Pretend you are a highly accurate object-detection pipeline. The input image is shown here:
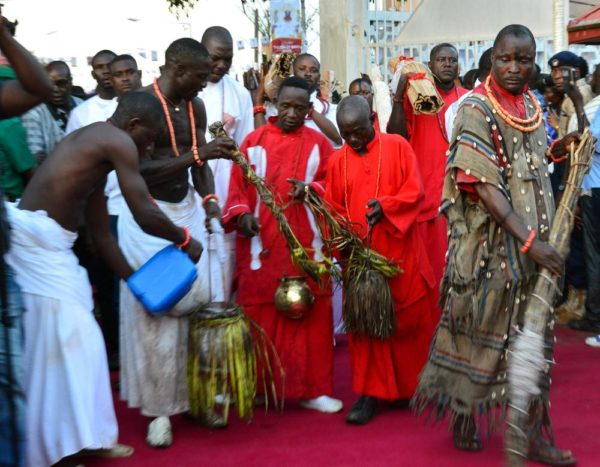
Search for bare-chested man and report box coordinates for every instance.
[119,37,236,447]
[6,91,202,467]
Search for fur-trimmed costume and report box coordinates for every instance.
[413,79,555,432]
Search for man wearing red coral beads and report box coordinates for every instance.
[325,95,436,425]
[414,25,575,465]
[119,38,236,447]
[388,43,468,311]
[223,76,342,414]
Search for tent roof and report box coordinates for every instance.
[571,2,600,18]
[568,4,600,44]
[393,0,592,45]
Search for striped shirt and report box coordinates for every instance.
[21,97,82,161]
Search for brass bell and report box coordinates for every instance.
[274,276,315,319]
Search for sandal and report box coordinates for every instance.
[453,415,482,452]
[77,443,134,458]
[528,437,576,466]
[183,410,228,429]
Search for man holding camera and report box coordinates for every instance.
[549,51,592,138]
[548,52,593,326]
[566,65,600,339]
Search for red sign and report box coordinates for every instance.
[272,38,302,54]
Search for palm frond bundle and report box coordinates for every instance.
[304,188,402,339]
[402,61,444,115]
[209,122,329,284]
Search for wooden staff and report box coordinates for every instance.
[505,130,594,466]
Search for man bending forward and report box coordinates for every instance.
[5,92,202,467]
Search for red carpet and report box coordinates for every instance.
[87,327,600,467]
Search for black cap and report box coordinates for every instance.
[548,51,579,69]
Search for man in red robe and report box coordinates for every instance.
[325,96,436,424]
[388,43,468,305]
[223,76,342,413]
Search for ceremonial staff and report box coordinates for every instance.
[209,121,400,338]
[506,130,594,466]
[209,121,328,283]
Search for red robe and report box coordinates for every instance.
[404,84,468,309]
[223,120,334,400]
[324,133,436,400]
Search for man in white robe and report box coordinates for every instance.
[6,92,203,467]
[0,13,54,467]
[120,38,237,447]
[65,49,117,133]
[199,26,254,302]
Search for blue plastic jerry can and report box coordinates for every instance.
[127,244,198,314]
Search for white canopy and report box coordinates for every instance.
[393,0,588,45]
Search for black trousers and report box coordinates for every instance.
[582,190,600,324]
[565,223,587,289]
[95,215,120,359]
[72,216,120,359]
[553,164,587,291]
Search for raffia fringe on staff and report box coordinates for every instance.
[505,130,594,466]
[303,189,402,339]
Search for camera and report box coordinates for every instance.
[561,67,576,93]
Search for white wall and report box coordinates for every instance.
[319,0,364,93]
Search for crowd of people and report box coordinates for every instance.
[1,8,598,467]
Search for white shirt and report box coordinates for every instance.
[444,79,480,142]
[199,74,254,210]
[65,95,117,133]
[568,95,600,190]
[306,92,340,148]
